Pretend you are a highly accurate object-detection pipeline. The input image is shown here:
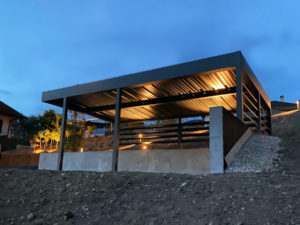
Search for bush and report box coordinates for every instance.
[0,136,30,151]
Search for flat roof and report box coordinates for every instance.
[42,51,270,122]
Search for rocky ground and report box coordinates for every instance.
[226,135,281,173]
[1,111,300,225]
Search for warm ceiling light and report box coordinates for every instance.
[142,145,147,150]
[211,84,225,90]
[138,134,143,138]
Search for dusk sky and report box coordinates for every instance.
[1,1,300,117]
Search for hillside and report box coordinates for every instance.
[0,111,299,225]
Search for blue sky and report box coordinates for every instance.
[1,1,300,116]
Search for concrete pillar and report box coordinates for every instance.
[209,106,224,173]
[57,97,68,170]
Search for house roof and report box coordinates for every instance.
[42,51,270,122]
[0,101,27,119]
[271,101,297,112]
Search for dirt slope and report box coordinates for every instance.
[1,169,300,225]
[0,111,299,225]
[272,110,300,174]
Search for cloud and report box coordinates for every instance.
[0,89,12,95]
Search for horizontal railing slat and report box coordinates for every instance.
[120,126,209,136]
[120,132,209,141]
[119,137,209,145]
[120,121,209,131]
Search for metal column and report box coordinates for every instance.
[112,88,122,171]
[236,64,244,121]
[268,106,272,135]
[57,97,68,171]
[177,117,182,149]
[257,93,262,134]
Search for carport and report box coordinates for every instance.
[41,51,271,173]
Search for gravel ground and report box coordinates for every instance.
[226,135,281,173]
[1,114,299,225]
[1,168,300,225]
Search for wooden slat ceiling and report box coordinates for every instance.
[68,68,237,121]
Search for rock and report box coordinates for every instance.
[27,213,34,220]
[66,183,71,188]
[82,205,89,211]
[180,182,187,187]
[63,211,74,220]
[33,218,44,225]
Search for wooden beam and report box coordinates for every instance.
[112,88,122,171]
[57,97,68,171]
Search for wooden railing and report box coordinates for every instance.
[242,83,271,135]
[119,121,209,148]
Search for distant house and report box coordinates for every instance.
[271,96,298,115]
[0,101,26,137]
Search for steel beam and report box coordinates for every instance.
[112,88,122,171]
[86,87,236,112]
[236,64,244,121]
[67,101,114,122]
[57,97,68,171]
[178,118,182,149]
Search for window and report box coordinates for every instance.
[0,119,2,133]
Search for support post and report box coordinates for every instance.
[236,64,244,121]
[268,106,272,135]
[177,117,182,149]
[112,88,122,171]
[209,107,224,173]
[57,97,68,171]
[257,93,262,134]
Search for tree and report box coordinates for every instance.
[39,110,57,130]
[12,116,42,140]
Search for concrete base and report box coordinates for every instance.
[39,151,112,172]
[39,148,210,175]
[209,106,250,173]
